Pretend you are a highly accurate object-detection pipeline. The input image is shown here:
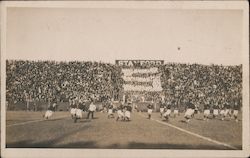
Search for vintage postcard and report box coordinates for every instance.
[1,1,249,158]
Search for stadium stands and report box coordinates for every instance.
[6,60,242,111]
[6,60,123,110]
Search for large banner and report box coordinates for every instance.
[116,60,164,68]
[116,60,164,92]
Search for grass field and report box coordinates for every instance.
[6,110,242,149]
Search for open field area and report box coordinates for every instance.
[6,111,242,149]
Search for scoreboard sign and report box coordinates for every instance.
[116,60,164,67]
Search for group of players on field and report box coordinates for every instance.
[146,98,240,123]
[182,99,240,123]
[43,96,240,123]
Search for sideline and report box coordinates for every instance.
[6,115,69,127]
[138,113,238,150]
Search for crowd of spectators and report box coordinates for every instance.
[6,60,242,111]
[6,60,124,106]
[159,63,242,110]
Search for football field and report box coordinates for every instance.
[6,111,242,150]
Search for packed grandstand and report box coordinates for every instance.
[6,60,242,112]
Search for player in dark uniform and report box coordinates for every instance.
[163,102,171,121]
[78,96,86,112]
[50,103,56,112]
[107,101,115,119]
[70,97,77,119]
[159,101,165,118]
[221,101,230,121]
[232,98,240,122]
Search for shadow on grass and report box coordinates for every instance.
[45,118,69,122]
[123,142,241,150]
[85,117,99,120]
[78,119,92,123]
[7,124,91,148]
[161,119,170,122]
[7,140,241,150]
[7,140,97,148]
[179,120,187,123]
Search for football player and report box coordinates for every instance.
[107,101,115,119]
[44,102,56,119]
[70,97,77,119]
[173,100,179,118]
[213,101,220,119]
[184,99,195,123]
[159,101,165,118]
[221,101,230,121]
[163,101,171,121]
[116,103,124,121]
[233,98,240,122]
[147,101,154,119]
[203,100,210,121]
[74,97,83,123]
[124,103,132,121]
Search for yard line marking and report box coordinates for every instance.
[138,113,238,150]
[7,115,69,127]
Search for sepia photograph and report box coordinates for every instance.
[1,1,249,158]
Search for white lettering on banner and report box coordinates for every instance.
[116,60,164,67]
[128,61,133,66]
[123,76,152,82]
[116,60,164,92]
[122,68,158,74]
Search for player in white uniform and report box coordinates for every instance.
[184,100,195,123]
[203,101,210,121]
[173,100,179,118]
[87,101,97,119]
[173,107,179,118]
[124,104,132,121]
[107,101,115,119]
[147,102,154,119]
[74,97,84,123]
[44,101,56,119]
[116,104,124,121]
